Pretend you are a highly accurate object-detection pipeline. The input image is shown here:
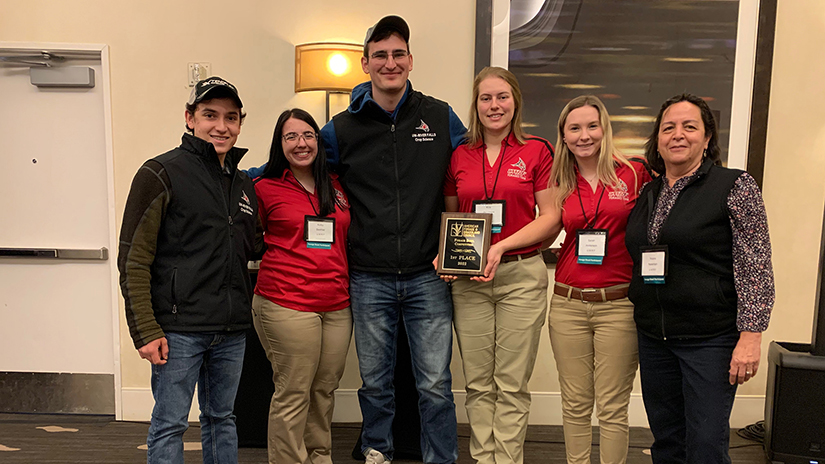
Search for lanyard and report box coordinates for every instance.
[577,179,605,229]
[481,143,506,200]
[290,175,320,216]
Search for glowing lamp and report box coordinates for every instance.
[295,42,366,121]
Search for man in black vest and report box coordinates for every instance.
[319,15,466,464]
[118,77,257,464]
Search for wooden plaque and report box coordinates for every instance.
[436,212,493,276]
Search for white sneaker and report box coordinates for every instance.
[364,448,389,464]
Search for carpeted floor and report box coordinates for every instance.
[0,413,768,463]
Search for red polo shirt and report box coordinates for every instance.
[254,171,351,312]
[555,158,652,288]
[444,133,554,256]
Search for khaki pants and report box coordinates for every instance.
[452,254,548,464]
[251,295,352,464]
[548,293,638,464]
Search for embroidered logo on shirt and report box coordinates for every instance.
[608,179,629,201]
[412,119,436,143]
[507,158,528,180]
[335,188,349,208]
[238,190,254,216]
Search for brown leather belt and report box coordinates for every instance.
[553,283,629,302]
[500,249,541,264]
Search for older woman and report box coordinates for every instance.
[442,66,556,464]
[625,93,774,463]
[549,95,652,464]
[253,108,352,464]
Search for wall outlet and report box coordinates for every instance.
[188,62,212,86]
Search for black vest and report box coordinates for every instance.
[332,88,452,273]
[151,135,256,332]
[625,159,743,339]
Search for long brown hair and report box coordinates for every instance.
[260,109,339,217]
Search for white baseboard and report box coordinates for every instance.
[121,387,765,429]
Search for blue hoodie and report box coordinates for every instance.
[243,81,465,179]
[318,80,467,272]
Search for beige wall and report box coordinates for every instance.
[0,0,476,395]
[1,0,823,424]
[759,0,825,375]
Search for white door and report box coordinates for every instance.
[0,45,118,414]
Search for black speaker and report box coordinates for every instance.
[234,271,273,448]
[764,342,825,463]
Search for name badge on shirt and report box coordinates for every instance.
[473,200,506,233]
[640,245,668,284]
[576,229,608,265]
[304,216,335,249]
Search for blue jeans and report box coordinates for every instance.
[637,331,739,464]
[147,331,246,464]
[350,269,458,464]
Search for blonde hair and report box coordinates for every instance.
[550,95,635,209]
[466,66,526,147]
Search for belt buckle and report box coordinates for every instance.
[580,288,601,303]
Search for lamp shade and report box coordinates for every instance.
[295,43,367,93]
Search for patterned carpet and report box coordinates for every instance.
[0,413,768,463]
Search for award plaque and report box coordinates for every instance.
[437,212,493,276]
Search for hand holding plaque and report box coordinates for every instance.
[436,212,493,276]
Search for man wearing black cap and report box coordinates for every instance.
[118,76,257,464]
[320,15,465,464]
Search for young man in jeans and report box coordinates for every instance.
[320,15,467,464]
[118,77,257,464]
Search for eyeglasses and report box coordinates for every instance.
[282,131,317,143]
[369,50,409,64]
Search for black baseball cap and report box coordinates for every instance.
[187,76,243,109]
[364,15,410,47]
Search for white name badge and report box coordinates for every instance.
[576,229,608,265]
[641,245,668,284]
[304,216,335,249]
[473,200,506,233]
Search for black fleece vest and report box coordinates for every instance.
[332,89,452,273]
[625,160,743,339]
[151,135,256,332]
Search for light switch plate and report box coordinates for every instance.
[188,62,212,86]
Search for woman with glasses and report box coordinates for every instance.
[548,95,651,464]
[442,66,556,464]
[253,108,352,464]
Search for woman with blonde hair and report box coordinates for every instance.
[442,66,556,464]
[548,95,651,463]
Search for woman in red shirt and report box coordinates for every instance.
[443,66,556,464]
[549,95,651,464]
[252,108,351,464]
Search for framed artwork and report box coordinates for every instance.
[475,0,775,185]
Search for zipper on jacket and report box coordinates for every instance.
[224,171,235,329]
[171,268,178,321]
[391,123,402,274]
[211,155,235,330]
